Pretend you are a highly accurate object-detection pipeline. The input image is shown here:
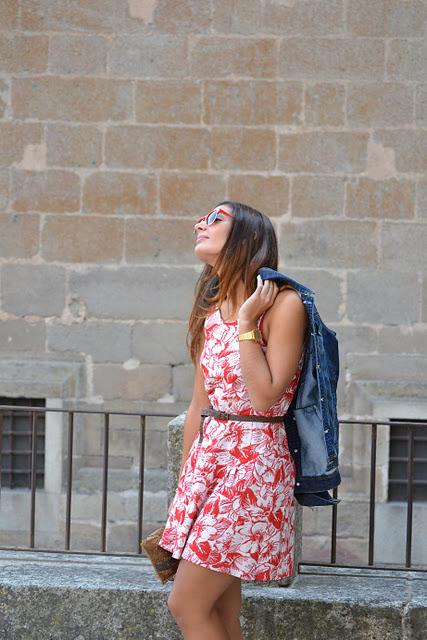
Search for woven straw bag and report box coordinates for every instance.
[140,526,180,584]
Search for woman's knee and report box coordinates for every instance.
[167,590,198,622]
[167,591,183,619]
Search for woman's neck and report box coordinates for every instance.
[223,280,247,317]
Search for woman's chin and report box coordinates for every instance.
[194,247,216,267]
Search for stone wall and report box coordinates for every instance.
[0,1,426,558]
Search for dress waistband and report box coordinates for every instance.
[198,407,284,444]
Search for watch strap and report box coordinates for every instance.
[238,328,262,343]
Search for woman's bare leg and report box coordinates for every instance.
[214,578,244,640]
[167,558,241,640]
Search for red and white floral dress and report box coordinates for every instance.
[159,306,304,581]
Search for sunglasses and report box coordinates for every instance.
[195,206,234,227]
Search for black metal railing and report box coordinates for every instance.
[300,418,427,573]
[0,404,177,557]
[0,407,425,572]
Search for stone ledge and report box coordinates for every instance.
[0,550,425,640]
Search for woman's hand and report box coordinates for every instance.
[238,275,279,325]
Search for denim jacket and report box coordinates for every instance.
[258,267,341,507]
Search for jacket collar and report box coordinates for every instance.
[257,267,314,298]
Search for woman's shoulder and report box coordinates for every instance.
[262,286,307,337]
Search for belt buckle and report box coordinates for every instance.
[217,410,230,421]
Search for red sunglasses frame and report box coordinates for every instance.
[195,206,234,226]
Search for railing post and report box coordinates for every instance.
[405,424,415,568]
[368,423,377,566]
[0,411,3,504]
[29,410,37,548]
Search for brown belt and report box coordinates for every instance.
[198,407,284,444]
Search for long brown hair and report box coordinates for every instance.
[187,200,279,366]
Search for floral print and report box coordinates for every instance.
[159,307,303,580]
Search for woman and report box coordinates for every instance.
[159,200,308,639]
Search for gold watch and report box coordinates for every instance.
[238,328,262,343]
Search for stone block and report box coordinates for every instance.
[281,267,344,323]
[0,0,18,29]
[77,454,134,472]
[41,215,123,263]
[0,79,7,119]
[1,264,65,316]
[0,356,85,399]
[305,82,345,126]
[212,127,276,171]
[279,132,368,173]
[263,0,344,36]
[107,522,141,553]
[125,218,197,264]
[105,125,210,169]
[83,171,157,215]
[47,321,132,363]
[172,364,193,402]
[135,80,201,123]
[378,326,427,355]
[12,76,133,121]
[191,36,277,78]
[334,537,369,566]
[300,534,332,564]
[103,414,169,468]
[348,0,426,37]
[292,176,345,218]
[0,319,45,353]
[303,501,370,539]
[203,80,303,125]
[228,175,289,217]
[49,33,107,75]
[347,83,414,127]
[21,0,136,32]
[375,129,427,174]
[346,178,415,220]
[0,34,48,73]
[73,413,103,458]
[11,170,80,213]
[61,521,102,552]
[92,363,171,401]
[374,502,427,566]
[46,124,102,168]
[279,38,384,80]
[109,34,189,77]
[68,266,196,320]
[387,38,427,82]
[279,220,377,268]
[381,222,427,270]
[347,353,427,382]
[144,429,168,470]
[159,172,226,216]
[132,322,189,365]
[0,213,39,259]
[145,0,211,33]
[415,85,427,126]
[212,0,263,35]
[415,179,427,219]
[423,277,427,323]
[335,324,377,355]
[0,122,42,168]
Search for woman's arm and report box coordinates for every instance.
[238,286,307,413]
